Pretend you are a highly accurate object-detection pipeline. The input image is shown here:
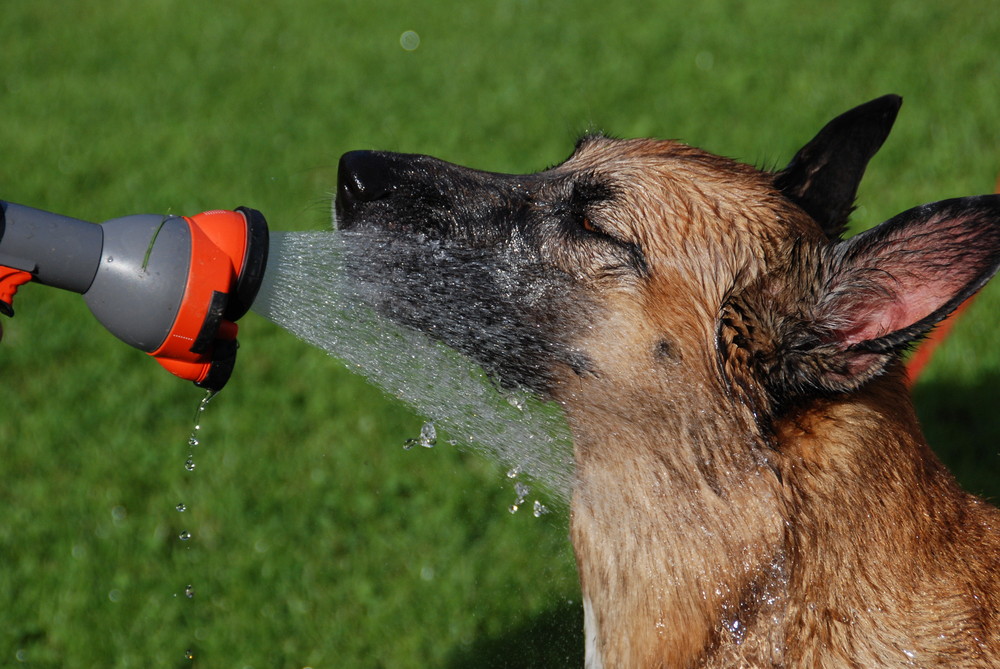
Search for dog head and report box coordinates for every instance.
[335,96,1000,425]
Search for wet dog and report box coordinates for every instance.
[335,96,1000,667]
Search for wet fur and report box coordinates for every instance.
[335,96,1000,667]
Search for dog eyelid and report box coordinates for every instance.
[576,207,616,240]
[576,211,615,240]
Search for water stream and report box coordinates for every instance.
[176,389,215,663]
[251,230,575,505]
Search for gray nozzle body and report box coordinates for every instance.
[0,201,104,293]
[82,215,190,352]
[0,201,191,352]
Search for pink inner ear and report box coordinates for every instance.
[813,197,1000,375]
[835,212,985,346]
[839,276,964,346]
[838,302,899,345]
[839,287,953,346]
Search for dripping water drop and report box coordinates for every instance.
[509,481,530,513]
[404,421,438,449]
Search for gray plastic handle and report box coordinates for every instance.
[0,201,104,293]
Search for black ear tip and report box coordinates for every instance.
[878,93,903,108]
[865,94,903,121]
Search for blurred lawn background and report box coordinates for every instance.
[2,1,999,667]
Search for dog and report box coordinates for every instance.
[334,95,1000,667]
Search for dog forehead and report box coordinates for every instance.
[557,135,695,172]
[556,135,815,259]
[560,136,790,217]
[560,134,749,173]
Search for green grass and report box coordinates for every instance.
[2,1,999,666]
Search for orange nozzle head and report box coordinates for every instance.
[148,207,268,390]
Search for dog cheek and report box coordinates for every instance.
[654,337,682,364]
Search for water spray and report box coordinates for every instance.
[0,200,269,391]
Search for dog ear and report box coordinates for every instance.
[770,195,1000,395]
[774,94,902,240]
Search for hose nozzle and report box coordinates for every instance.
[0,202,269,391]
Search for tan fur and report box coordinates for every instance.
[547,137,1000,667]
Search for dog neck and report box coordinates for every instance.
[562,366,995,667]
[563,362,787,667]
[770,370,1000,666]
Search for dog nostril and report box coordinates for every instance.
[337,150,394,206]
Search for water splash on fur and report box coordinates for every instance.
[251,230,574,504]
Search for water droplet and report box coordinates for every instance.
[404,421,437,449]
[184,458,196,472]
[506,466,521,479]
[532,500,549,517]
[179,531,191,541]
[176,503,187,512]
[187,389,215,448]
[184,584,195,598]
[184,649,194,660]
[726,618,745,644]
[419,422,436,447]
[508,481,531,514]
[197,389,216,412]
[506,393,526,411]
[400,30,420,51]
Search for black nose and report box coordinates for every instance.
[336,151,394,210]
